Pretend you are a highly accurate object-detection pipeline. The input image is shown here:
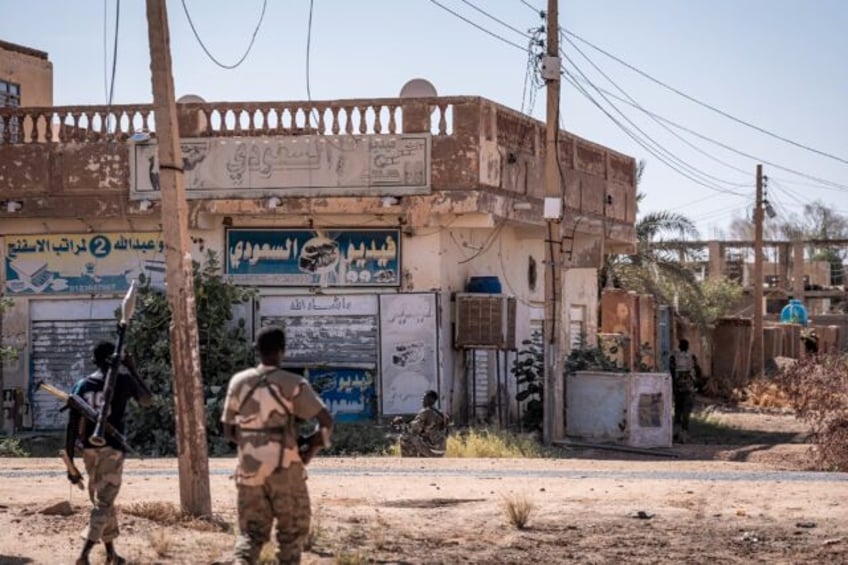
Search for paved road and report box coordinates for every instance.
[2,464,846,483]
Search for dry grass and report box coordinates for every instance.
[735,378,793,410]
[446,429,544,458]
[335,551,371,565]
[148,529,175,558]
[258,542,276,564]
[501,493,534,529]
[122,501,231,532]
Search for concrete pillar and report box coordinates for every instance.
[778,243,791,291]
[792,242,805,299]
[708,241,724,280]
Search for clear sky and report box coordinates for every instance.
[2,0,846,238]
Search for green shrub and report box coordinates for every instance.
[0,437,29,457]
[322,422,394,456]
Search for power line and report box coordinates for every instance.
[180,0,267,70]
[517,0,543,16]
[562,61,746,196]
[426,0,528,52]
[306,0,315,103]
[564,29,848,167]
[579,80,848,193]
[459,0,536,39]
[563,34,752,183]
[107,0,119,109]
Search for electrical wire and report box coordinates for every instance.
[458,0,537,40]
[103,0,120,134]
[563,56,747,194]
[517,0,542,15]
[306,0,315,106]
[564,29,848,167]
[426,0,528,52]
[564,34,753,183]
[579,81,848,193]
[181,0,267,70]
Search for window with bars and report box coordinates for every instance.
[0,80,21,142]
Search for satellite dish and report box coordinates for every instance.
[177,94,206,104]
[399,78,438,99]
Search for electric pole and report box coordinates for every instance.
[542,0,564,444]
[752,164,764,378]
[146,0,211,516]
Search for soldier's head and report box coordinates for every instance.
[422,390,438,408]
[93,341,116,369]
[255,325,286,365]
[679,339,690,352]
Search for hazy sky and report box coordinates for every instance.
[2,0,846,237]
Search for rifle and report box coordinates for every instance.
[37,381,135,454]
[90,281,138,447]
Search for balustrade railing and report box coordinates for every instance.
[0,97,472,144]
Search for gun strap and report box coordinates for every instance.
[238,367,295,426]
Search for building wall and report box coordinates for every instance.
[0,41,52,107]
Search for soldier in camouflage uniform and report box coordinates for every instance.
[65,342,152,565]
[399,390,448,457]
[222,325,334,565]
[669,339,701,443]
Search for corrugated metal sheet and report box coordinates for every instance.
[30,319,116,430]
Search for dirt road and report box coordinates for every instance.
[1,450,846,564]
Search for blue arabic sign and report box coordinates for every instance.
[5,232,165,295]
[226,228,400,287]
[298,368,376,422]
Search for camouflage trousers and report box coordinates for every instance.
[234,463,311,565]
[399,434,445,458]
[81,446,125,543]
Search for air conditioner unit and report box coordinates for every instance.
[454,293,516,349]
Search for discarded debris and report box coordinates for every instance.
[630,510,654,520]
[39,500,74,516]
[823,538,843,546]
[739,531,761,543]
[796,521,817,529]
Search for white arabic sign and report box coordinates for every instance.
[130,134,431,199]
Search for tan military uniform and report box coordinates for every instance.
[81,446,124,543]
[222,365,326,565]
[400,407,447,457]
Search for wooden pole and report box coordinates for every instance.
[752,164,764,378]
[146,0,211,516]
[542,0,564,444]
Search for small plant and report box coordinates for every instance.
[336,551,371,565]
[0,437,29,457]
[564,335,623,374]
[122,501,230,532]
[446,428,545,458]
[148,529,174,558]
[501,493,534,529]
[776,352,848,471]
[513,330,543,431]
[323,422,394,456]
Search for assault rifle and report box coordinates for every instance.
[90,281,138,447]
[37,381,134,454]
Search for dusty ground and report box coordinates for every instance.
[1,406,847,564]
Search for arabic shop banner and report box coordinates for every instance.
[130,134,431,200]
[5,233,165,295]
[226,228,400,287]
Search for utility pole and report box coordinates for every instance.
[146,0,211,516]
[752,164,764,378]
[542,0,564,444]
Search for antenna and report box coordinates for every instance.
[399,78,438,99]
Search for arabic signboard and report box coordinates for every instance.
[227,228,400,287]
[4,233,165,295]
[379,293,439,415]
[306,367,376,422]
[130,134,431,199]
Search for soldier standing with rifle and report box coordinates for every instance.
[62,282,152,565]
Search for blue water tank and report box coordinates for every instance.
[780,298,808,326]
[466,276,502,294]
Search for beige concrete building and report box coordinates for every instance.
[1,78,637,434]
[0,40,53,108]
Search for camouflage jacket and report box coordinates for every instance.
[222,365,325,486]
[408,407,447,450]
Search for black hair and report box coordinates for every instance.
[93,341,116,366]
[679,339,690,351]
[255,326,286,357]
[424,390,438,401]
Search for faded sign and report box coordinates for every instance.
[379,293,439,415]
[306,368,376,422]
[227,229,400,287]
[130,134,431,199]
[5,233,165,295]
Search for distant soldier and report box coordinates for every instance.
[398,390,448,457]
[65,342,152,565]
[669,339,701,443]
[222,326,333,565]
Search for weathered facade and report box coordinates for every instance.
[1,87,637,433]
[0,40,52,108]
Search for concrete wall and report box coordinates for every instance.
[0,41,52,107]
